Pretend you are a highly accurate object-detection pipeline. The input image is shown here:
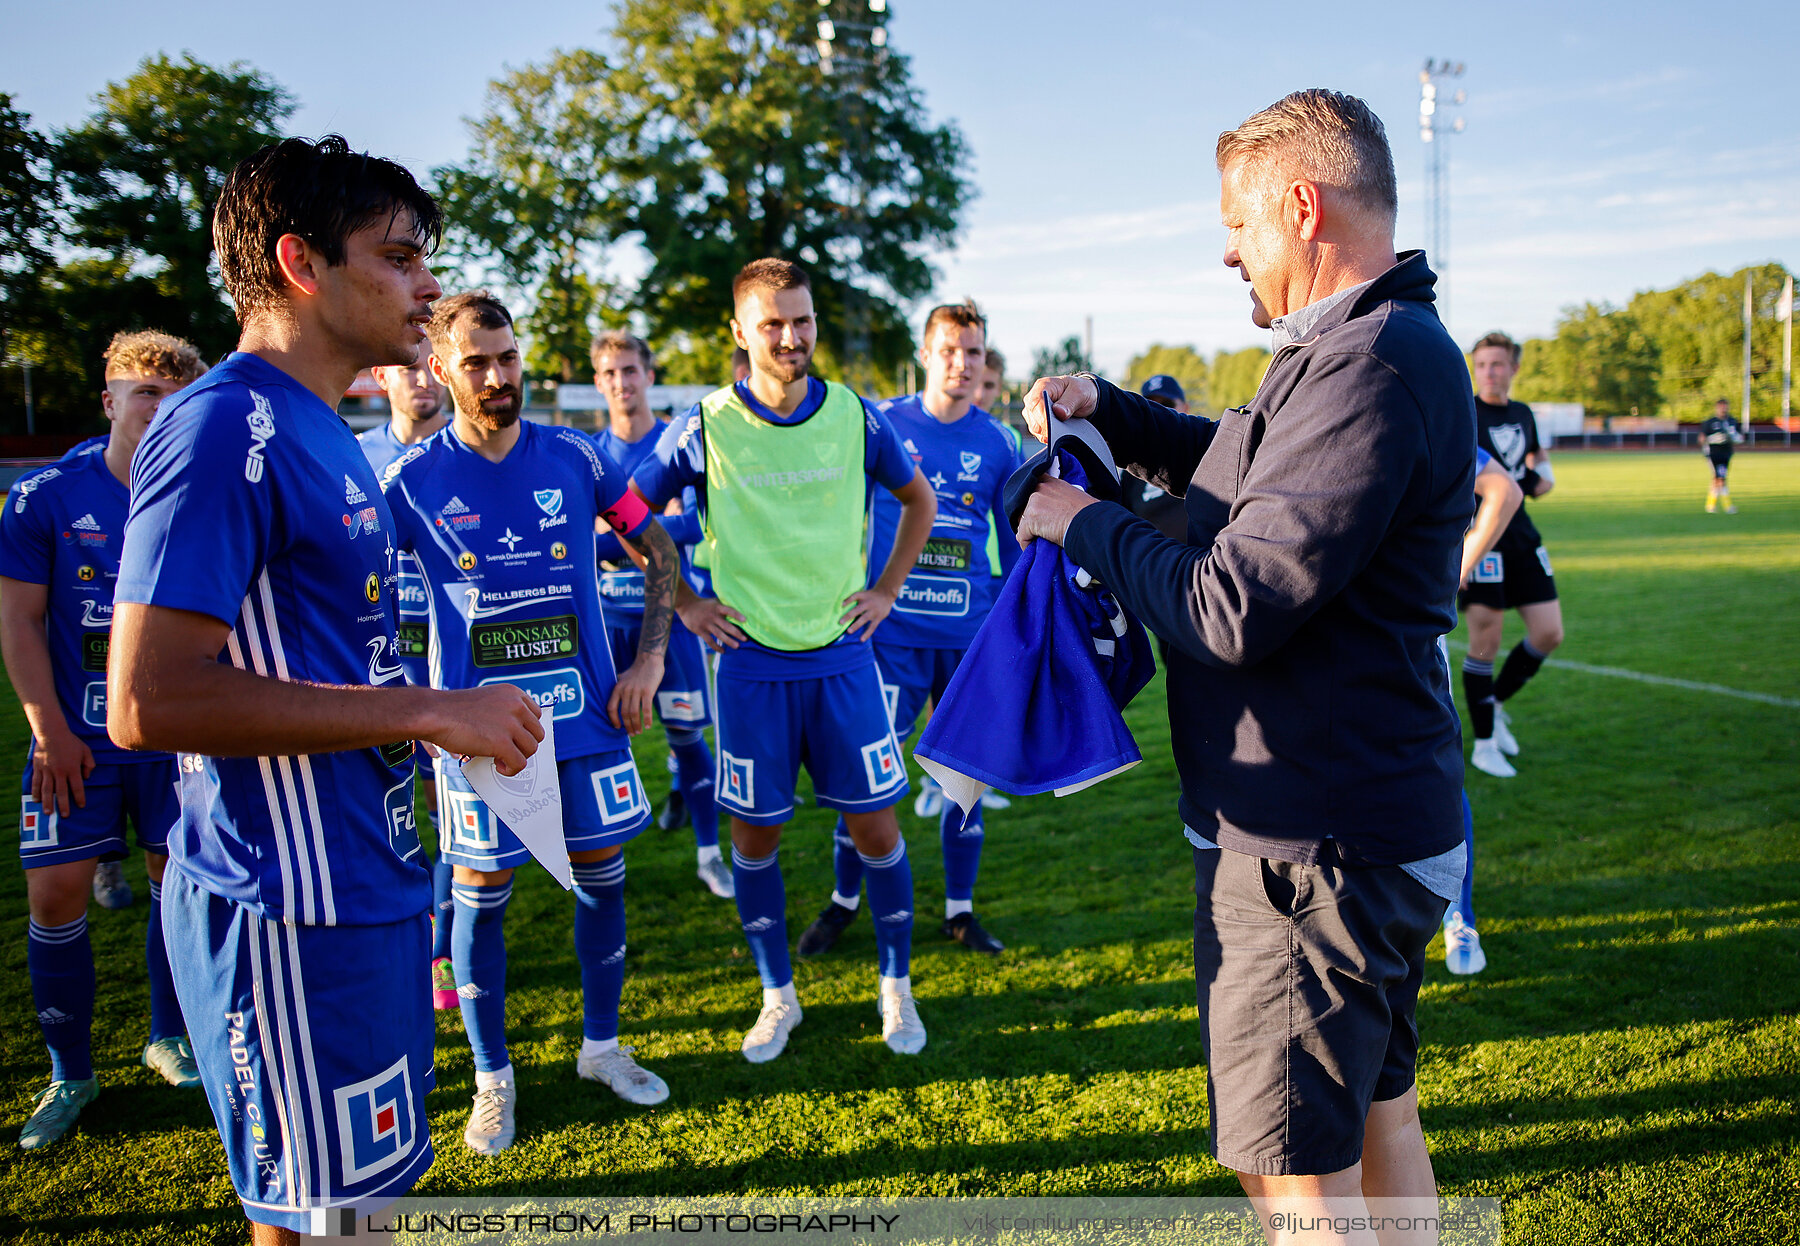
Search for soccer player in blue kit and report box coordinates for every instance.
[382,292,682,1154]
[358,347,461,1010]
[588,329,732,900]
[634,258,938,1063]
[798,301,1024,958]
[108,137,545,1242]
[1,331,209,1151]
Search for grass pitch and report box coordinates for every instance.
[0,450,1796,1243]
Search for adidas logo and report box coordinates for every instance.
[71,513,101,531]
[742,916,777,933]
[879,910,913,924]
[599,949,625,966]
[37,1006,72,1025]
[456,982,488,1000]
[344,475,368,505]
[441,496,470,515]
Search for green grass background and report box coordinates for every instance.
[0,451,1796,1243]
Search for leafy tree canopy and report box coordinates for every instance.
[1123,343,1208,408]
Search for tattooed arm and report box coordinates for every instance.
[604,518,679,734]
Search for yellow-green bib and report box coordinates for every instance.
[697,381,866,650]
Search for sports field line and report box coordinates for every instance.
[1444,639,1800,709]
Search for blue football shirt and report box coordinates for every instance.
[116,352,423,927]
[0,450,172,767]
[590,422,709,615]
[359,423,434,683]
[868,395,1025,649]
[632,377,916,680]
[381,419,652,759]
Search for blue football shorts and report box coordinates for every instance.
[872,642,969,747]
[18,757,180,868]
[713,660,910,826]
[162,866,435,1232]
[434,747,650,870]
[603,616,713,733]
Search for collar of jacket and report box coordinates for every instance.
[1273,249,1438,351]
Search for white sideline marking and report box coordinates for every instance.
[1445,640,1800,710]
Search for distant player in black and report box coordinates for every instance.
[1459,331,1564,779]
[1702,397,1745,513]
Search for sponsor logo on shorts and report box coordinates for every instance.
[20,799,58,848]
[471,615,578,667]
[861,737,904,792]
[1472,552,1503,585]
[722,753,754,808]
[656,689,706,724]
[224,1009,278,1191]
[481,667,585,721]
[1535,546,1554,577]
[447,790,499,852]
[879,679,901,729]
[82,681,107,729]
[333,1054,418,1186]
[895,576,971,617]
[591,761,648,826]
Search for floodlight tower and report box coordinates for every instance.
[815,0,891,391]
[1419,60,1467,330]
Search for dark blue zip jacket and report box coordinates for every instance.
[1062,251,1474,866]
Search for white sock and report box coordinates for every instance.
[474,1063,514,1091]
[945,898,973,919]
[831,890,862,910]
[879,974,911,999]
[580,1037,619,1060]
[763,981,799,1010]
[697,844,722,866]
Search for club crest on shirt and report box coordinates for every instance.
[958,451,982,480]
[1489,423,1527,472]
[533,489,563,517]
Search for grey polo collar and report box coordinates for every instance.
[1270,277,1378,349]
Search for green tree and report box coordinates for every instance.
[609,0,971,386]
[435,49,629,383]
[55,54,296,357]
[1513,302,1660,420]
[1623,264,1790,422]
[1209,346,1272,410]
[0,95,56,362]
[1123,343,1208,410]
[1030,336,1090,379]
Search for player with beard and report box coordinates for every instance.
[589,330,731,899]
[358,351,459,1009]
[633,258,937,1063]
[2,331,210,1151]
[1461,331,1564,779]
[110,136,544,1241]
[381,292,681,1154]
[798,301,1024,958]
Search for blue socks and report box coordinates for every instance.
[430,851,455,962]
[571,856,627,1043]
[669,729,719,851]
[145,878,184,1043]
[28,915,94,1082]
[732,846,790,989]
[1452,791,1477,927]
[940,805,984,906]
[830,817,863,902]
[451,880,512,1073]
[859,840,914,980]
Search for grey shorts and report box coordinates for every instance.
[1192,844,1446,1176]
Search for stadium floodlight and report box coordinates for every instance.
[870,0,888,10]
[818,18,836,40]
[1419,59,1468,331]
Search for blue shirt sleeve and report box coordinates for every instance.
[634,406,704,509]
[862,400,917,492]
[0,474,55,584]
[568,429,651,540]
[991,423,1026,580]
[117,391,279,626]
[1475,447,1494,475]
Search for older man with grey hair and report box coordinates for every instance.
[1017,90,1475,1242]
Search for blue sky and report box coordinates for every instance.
[5,0,1796,376]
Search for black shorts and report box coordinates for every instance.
[1709,453,1732,480]
[1192,845,1445,1175]
[1458,528,1557,611]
